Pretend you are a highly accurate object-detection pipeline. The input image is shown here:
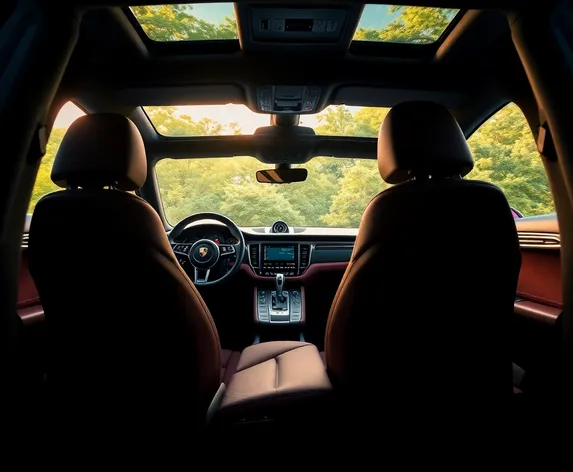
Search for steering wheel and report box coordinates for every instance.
[168,212,245,286]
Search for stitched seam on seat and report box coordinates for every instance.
[237,343,310,372]
[275,358,279,391]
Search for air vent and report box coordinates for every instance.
[518,232,560,249]
[21,233,29,249]
[271,220,289,233]
[299,244,311,271]
[249,244,260,268]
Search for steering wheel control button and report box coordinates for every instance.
[219,244,235,255]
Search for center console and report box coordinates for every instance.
[255,273,305,325]
[249,244,311,338]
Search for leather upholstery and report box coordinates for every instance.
[29,114,222,434]
[51,114,147,190]
[221,349,242,386]
[219,341,332,415]
[325,102,521,412]
[378,101,474,184]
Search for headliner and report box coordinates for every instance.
[24,0,538,162]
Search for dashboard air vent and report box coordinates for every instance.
[249,244,260,268]
[271,220,289,233]
[299,244,311,271]
[518,232,560,249]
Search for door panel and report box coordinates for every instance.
[516,250,561,308]
[18,250,44,325]
[18,244,47,379]
[512,214,561,376]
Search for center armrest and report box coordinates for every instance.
[215,341,332,425]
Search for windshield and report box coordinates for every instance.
[156,157,385,227]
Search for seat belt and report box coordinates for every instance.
[537,111,558,162]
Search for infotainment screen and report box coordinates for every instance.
[264,246,295,262]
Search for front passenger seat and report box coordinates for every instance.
[324,101,521,418]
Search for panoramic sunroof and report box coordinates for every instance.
[130,3,238,41]
[144,104,390,138]
[353,4,460,44]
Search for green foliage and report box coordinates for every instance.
[322,160,387,227]
[28,128,65,213]
[354,6,458,44]
[130,5,237,41]
[315,106,389,137]
[156,155,358,227]
[467,103,554,215]
[28,9,554,225]
[145,106,233,136]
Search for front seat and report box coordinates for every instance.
[28,114,239,436]
[324,102,521,419]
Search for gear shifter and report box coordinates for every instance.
[272,273,287,310]
[275,273,285,302]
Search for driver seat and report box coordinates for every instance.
[28,114,239,437]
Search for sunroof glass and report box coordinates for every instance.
[130,3,238,41]
[353,4,460,44]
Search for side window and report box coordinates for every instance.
[28,102,85,213]
[467,103,554,216]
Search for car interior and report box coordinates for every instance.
[2,0,573,447]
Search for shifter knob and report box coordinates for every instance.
[275,273,285,298]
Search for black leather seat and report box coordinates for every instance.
[324,102,521,420]
[28,114,241,438]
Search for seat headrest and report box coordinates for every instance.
[377,101,474,184]
[51,114,147,191]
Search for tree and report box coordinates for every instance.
[146,106,227,136]
[315,105,355,136]
[322,160,388,227]
[220,182,305,227]
[28,128,65,213]
[467,103,554,216]
[131,5,237,41]
[315,105,389,137]
[276,158,339,225]
[354,6,457,44]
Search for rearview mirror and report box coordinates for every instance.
[256,168,308,184]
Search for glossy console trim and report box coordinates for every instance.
[300,286,307,324]
[514,299,560,325]
[18,305,45,326]
[253,286,306,325]
[241,261,348,282]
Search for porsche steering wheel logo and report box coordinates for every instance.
[199,247,209,258]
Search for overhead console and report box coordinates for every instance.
[256,85,321,113]
[250,7,346,42]
[236,3,362,55]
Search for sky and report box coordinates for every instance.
[54,102,367,134]
[54,102,85,128]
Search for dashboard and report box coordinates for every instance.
[171,221,356,279]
